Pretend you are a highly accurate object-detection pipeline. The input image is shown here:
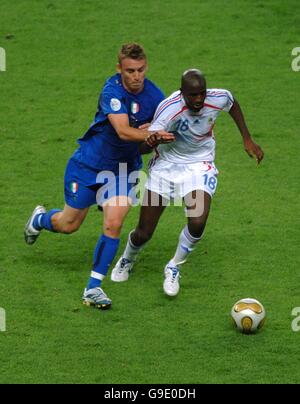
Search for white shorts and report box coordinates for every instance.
[145,159,219,200]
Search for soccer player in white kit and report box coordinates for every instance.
[111,69,264,296]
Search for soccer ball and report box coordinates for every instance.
[231,298,266,334]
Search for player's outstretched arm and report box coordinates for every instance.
[108,113,175,144]
[229,99,264,164]
[109,113,150,141]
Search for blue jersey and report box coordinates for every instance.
[73,74,165,173]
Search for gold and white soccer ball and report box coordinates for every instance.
[231,298,266,334]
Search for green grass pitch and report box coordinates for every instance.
[1,0,300,384]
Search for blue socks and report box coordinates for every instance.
[87,234,120,290]
[33,209,62,232]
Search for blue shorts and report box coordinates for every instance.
[64,158,140,209]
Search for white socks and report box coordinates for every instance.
[123,226,202,267]
[123,231,144,262]
[172,225,202,266]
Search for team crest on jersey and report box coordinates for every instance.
[131,102,140,114]
[70,182,78,194]
[110,98,121,112]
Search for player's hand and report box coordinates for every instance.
[244,137,264,165]
[146,131,176,148]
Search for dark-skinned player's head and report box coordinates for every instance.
[181,69,207,112]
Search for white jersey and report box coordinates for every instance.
[149,89,234,164]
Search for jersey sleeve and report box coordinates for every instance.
[100,87,128,116]
[148,106,168,131]
[148,100,169,131]
[149,115,166,130]
[222,90,234,112]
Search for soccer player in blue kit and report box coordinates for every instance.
[24,43,175,309]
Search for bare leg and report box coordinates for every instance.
[163,190,212,296]
[102,196,132,239]
[110,190,168,281]
[51,204,89,234]
[131,190,167,246]
[170,190,212,265]
[53,196,132,237]
[185,190,212,238]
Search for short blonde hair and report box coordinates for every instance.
[118,43,147,64]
